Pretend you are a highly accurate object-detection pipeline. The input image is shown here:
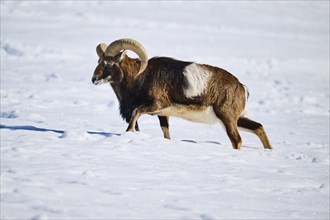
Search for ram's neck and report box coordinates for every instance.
[111,76,136,123]
[119,56,141,89]
[118,82,139,123]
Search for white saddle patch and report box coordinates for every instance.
[157,104,220,124]
[182,63,211,98]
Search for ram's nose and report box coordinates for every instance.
[91,77,99,85]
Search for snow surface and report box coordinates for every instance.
[1,1,329,219]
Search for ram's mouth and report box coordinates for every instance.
[93,80,103,85]
[92,78,104,85]
[92,75,112,85]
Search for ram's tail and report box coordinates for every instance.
[240,84,249,117]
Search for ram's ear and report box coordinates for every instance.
[96,43,108,58]
[114,50,127,63]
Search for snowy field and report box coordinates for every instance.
[1,1,329,219]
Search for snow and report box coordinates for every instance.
[1,1,329,219]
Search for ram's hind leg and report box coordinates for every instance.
[213,108,242,150]
[158,116,170,139]
[222,118,242,150]
[215,115,242,150]
[238,117,272,149]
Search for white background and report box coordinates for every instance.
[1,1,329,219]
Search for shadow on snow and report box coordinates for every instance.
[0,124,120,138]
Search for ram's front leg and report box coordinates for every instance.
[158,116,170,139]
[126,104,160,132]
[135,122,140,131]
[126,107,142,132]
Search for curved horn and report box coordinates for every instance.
[105,38,148,75]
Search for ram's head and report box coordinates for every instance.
[92,38,148,85]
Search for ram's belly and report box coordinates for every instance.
[157,104,219,124]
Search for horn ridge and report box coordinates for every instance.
[96,43,108,58]
[105,38,148,75]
